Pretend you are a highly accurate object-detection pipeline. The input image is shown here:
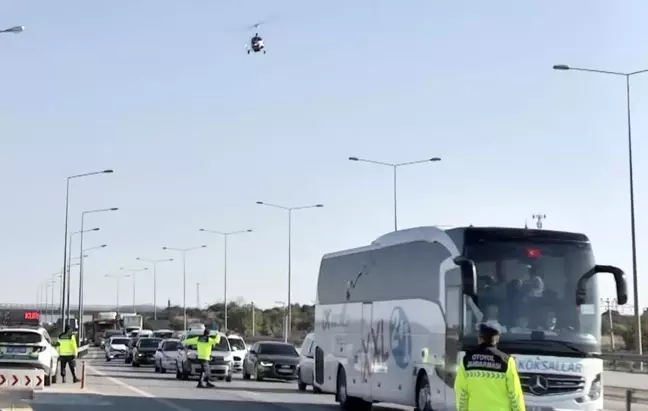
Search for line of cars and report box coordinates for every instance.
[102,327,319,392]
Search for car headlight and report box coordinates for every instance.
[260,361,273,367]
[587,373,602,401]
[187,352,197,360]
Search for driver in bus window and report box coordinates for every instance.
[509,315,530,333]
[543,311,557,331]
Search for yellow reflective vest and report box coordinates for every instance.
[454,344,525,411]
[184,334,220,361]
[57,333,78,356]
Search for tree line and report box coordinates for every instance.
[153,301,315,341]
[146,302,648,351]
[601,309,648,352]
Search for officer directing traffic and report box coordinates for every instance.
[56,325,80,383]
[454,323,525,411]
[183,328,221,388]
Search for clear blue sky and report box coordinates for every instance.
[2,0,647,311]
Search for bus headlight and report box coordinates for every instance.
[587,374,601,401]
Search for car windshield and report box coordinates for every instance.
[460,235,601,350]
[258,343,298,356]
[228,338,246,350]
[164,341,180,351]
[111,338,129,345]
[138,338,162,348]
[0,331,41,344]
[153,331,173,339]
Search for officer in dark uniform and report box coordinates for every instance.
[454,323,525,411]
[57,326,80,383]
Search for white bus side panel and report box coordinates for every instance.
[316,298,446,407]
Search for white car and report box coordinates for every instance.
[297,333,321,392]
[0,326,59,386]
[154,338,182,373]
[226,334,247,373]
[105,336,130,361]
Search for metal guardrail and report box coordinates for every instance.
[601,352,648,373]
[600,353,648,409]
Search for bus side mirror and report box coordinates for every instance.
[454,256,477,298]
[576,265,628,305]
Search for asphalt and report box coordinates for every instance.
[5,348,645,411]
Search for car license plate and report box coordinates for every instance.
[6,347,27,353]
[281,365,291,369]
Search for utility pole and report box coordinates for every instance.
[532,213,546,229]
[251,302,256,336]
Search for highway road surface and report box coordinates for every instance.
[13,348,648,411]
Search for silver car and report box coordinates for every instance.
[154,338,181,373]
[105,336,130,361]
[297,333,321,392]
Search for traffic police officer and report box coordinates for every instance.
[454,323,525,411]
[57,326,80,383]
[184,328,221,388]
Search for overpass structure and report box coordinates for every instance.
[0,304,159,319]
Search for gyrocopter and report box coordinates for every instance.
[246,21,266,54]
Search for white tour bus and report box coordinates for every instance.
[313,226,628,411]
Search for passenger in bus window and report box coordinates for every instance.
[483,304,507,333]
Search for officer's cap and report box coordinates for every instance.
[478,322,501,337]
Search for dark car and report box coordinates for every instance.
[242,341,299,381]
[132,337,162,367]
[124,337,139,364]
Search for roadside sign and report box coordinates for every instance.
[0,369,45,390]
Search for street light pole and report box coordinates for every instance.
[274,300,287,342]
[78,207,117,331]
[66,228,99,321]
[348,156,441,231]
[256,201,323,341]
[199,228,252,330]
[120,267,149,313]
[135,257,174,320]
[50,272,61,323]
[59,169,113,326]
[553,64,647,356]
[106,274,129,316]
[44,281,50,323]
[77,244,106,339]
[162,246,207,330]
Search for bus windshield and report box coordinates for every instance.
[462,236,601,350]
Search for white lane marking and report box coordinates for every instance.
[87,364,192,411]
